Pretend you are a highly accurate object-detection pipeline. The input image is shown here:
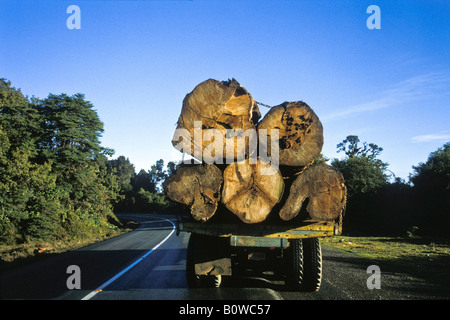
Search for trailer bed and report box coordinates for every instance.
[178,219,341,239]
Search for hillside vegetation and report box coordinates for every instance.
[0,79,174,259]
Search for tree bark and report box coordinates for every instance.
[257,101,323,166]
[172,78,261,163]
[279,163,347,221]
[163,164,223,222]
[221,160,285,224]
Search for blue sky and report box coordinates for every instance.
[1,0,449,180]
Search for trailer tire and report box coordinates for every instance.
[302,238,322,292]
[286,239,304,290]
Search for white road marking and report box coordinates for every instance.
[81,216,176,300]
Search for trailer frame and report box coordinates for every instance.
[177,216,342,291]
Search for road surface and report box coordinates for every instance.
[1,213,448,301]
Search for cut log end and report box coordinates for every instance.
[222,160,285,224]
[279,163,347,222]
[172,78,261,162]
[257,101,323,167]
[163,164,223,222]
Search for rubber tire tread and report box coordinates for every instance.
[287,239,304,290]
[302,238,323,292]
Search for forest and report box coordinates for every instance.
[1,78,449,247]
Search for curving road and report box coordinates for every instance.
[1,213,448,301]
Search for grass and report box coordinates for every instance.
[321,235,450,288]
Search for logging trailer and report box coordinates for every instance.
[177,217,342,292]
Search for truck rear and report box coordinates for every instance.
[177,215,342,292]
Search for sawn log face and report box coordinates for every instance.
[163,164,223,222]
[257,101,323,167]
[172,78,261,163]
[279,163,347,221]
[221,160,285,224]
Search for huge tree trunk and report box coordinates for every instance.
[163,164,223,222]
[221,160,285,224]
[257,101,323,167]
[279,163,347,221]
[172,78,261,163]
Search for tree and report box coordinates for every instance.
[35,93,117,206]
[131,159,168,194]
[107,156,137,212]
[332,135,389,197]
[37,93,119,236]
[166,161,177,178]
[133,169,155,193]
[0,79,42,158]
[0,80,63,243]
[331,136,391,235]
[149,159,167,192]
[410,142,450,186]
[109,158,178,213]
[1,81,120,244]
[36,93,105,167]
[409,142,450,236]
[107,156,135,194]
[337,135,383,160]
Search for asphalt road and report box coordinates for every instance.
[1,213,448,301]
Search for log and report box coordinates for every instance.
[257,101,323,166]
[279,163,347,221]
[172,78,261,163]
[163,164,223,222]
[167,79,346,224]
[221,160,285,224]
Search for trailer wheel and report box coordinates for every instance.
[302,238,322,292]
[286,239,304,290]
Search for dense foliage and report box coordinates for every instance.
[332,135,449,237]
[106,156,178,213]
[0,79,176,245]
[0,79,121,244]
[409,143,450,236]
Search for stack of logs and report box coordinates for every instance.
[163,79,347,224]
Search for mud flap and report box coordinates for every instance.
[189,233,232,276]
